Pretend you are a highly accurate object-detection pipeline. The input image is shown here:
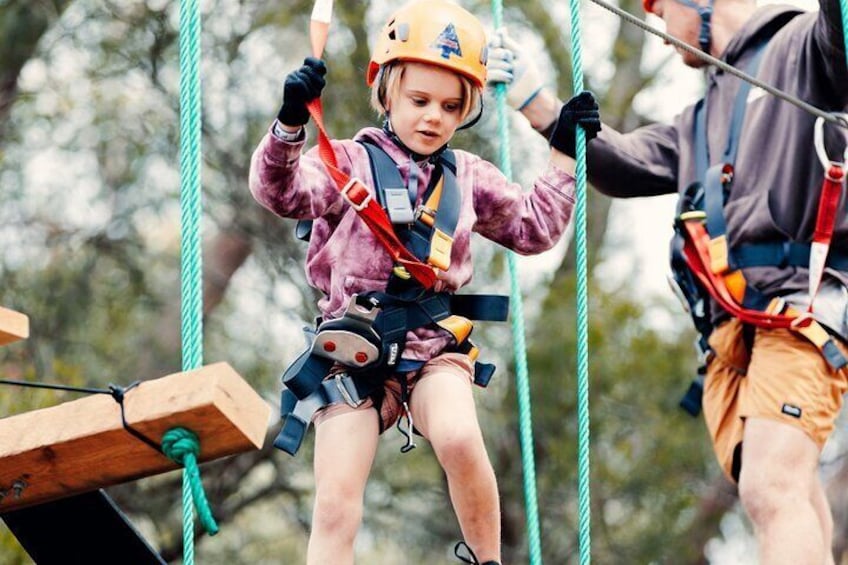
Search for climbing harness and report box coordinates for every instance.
[273,0,517,456]
[669,36,848,415]
[273,105,510,456]
[276,217,509,454]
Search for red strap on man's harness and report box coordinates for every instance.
[814,164,844,245]
[305,98,438,289]
[681,219,802,329]
[683,161,844,327]
[808,163,845,308]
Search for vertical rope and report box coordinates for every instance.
[489,2,544,564]
[179,0,203,373]
[178,0,203,563]
[162,428,220,537]
[841,0,848,69]
[565,0,592,562]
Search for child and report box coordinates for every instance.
[249,1,600,563]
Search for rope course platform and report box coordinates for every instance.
[0,361,270,513]
[1,315,269,563]
[0,307,29,346]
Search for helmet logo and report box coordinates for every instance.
[430,23,463,60]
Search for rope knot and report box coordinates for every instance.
[161,427,201,465]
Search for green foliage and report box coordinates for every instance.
[0,526,31,565]
[490,273,718,563]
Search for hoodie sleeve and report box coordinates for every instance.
[586,121,680,198]
[248,125,348,220]
[812,0,848,107]
[470,155,575,255]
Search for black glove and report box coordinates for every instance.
[548,91,601,157]
[276,57,327,127]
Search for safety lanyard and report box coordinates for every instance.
[305,98,438,289]
[808,114,848,311]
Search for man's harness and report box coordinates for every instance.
[274,139,509,455]
[669,35,848,416]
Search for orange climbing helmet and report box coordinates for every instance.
[366,0,489,90]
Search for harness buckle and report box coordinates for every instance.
[341,177,373,211]
[334,373,364,408]
[415,206,436,227]
[397,401,416,453]
[392,264,412,279]
[790,311,814,329]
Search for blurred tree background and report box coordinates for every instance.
[1,0,844,563]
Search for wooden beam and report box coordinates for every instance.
[0,307,29,346]
[0,362,271,512]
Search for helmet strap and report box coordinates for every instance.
[674,0,713,52]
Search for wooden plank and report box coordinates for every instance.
[0,307,29,346]
[0,362,271,512]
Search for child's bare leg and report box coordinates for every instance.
[307,407,379,565]
[412,366,501,563]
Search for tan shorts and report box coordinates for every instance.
[313,352,475,432]
[703,318,848,482]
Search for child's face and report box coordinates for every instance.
[386,63,464,156]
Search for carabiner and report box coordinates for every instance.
[814,113,848,172]
[396,401,416,453]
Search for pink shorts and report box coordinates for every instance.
[313,352,474,432]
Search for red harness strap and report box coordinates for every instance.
[681,219,799,329]
[808,163,845,309]
[680,151,847,369]
[305,98,438,289]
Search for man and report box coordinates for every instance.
[488,0,848,562]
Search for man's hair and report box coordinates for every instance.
[369,61,479,122]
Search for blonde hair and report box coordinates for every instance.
[369,62,480,122]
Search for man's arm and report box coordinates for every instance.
[520,89,680,198]
[487,32,681,198]
[585,120,681,198]
[814,0,848,106]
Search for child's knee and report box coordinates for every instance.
[312,493,363,537]
[433,428,489,472]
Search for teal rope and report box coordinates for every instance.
[490,2,544,564]
[565,0,591,562]
[162,428,220,537]
[179,0,203,374]
[178,0,204,562]
[841,0,848,70]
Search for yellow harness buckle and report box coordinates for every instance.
[392,265,412,279]
[436,315,474,344]
[428,228,453,271]
[708,235,730,275]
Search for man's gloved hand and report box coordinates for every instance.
[277,57,327,127]
[549,91,602,157]
[486,29,545,110]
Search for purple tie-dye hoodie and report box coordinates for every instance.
[249,124,575,361]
